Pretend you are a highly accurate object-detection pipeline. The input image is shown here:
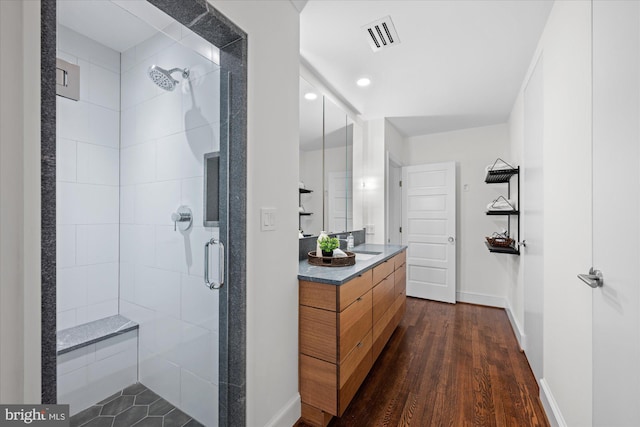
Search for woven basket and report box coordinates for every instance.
[308,251,356,267]
[486,236,514,247]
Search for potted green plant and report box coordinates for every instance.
[318,236,339,257]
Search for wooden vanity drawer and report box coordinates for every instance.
[393,250,406,270]
[373,306,397,360]
[338,290,372,362]
[339,330,372,388]
[300,280,337,311]
[300,305,337,363]
[338,343,373,415]
[372,258,394,285]
[395,265,406,297]
[300,354,338,415]
[338,270,373,311]
[372,274,395,325]
[393,292,406,326]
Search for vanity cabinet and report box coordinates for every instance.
[299,249,407,426]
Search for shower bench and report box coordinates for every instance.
[57,315,139,415]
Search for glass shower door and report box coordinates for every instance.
[115,5,229,426]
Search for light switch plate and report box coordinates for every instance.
[261,208,276,231]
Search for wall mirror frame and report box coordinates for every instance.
[299,77,354,237]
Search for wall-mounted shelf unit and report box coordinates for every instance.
[484,241,520,255]
[299,188,313,231]
[484,160,520,255]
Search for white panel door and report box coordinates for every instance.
[592,2,640,425]
[523,54,544,382]
[402,162,456,303]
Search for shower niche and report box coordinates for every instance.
[55,1,229,425]
[204,152,220,227]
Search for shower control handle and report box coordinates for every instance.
[205,238,224,290]
[171,206,192,231]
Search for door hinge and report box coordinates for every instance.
[399,180,402,187]
[399,226,402,233]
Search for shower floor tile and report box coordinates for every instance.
[70,383,205,427]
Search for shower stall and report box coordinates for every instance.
[52,1,239,425]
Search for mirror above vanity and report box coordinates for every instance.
[299,77,355,237]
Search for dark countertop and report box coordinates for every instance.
[298,243,407,285]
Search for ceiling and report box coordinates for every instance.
[57,0,175,52]
[300,0,554,136]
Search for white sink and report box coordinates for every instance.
[354,253,377,261]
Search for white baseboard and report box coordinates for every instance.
[456,291,505,308]
[539,378,567,427]
[504,299,526,350]
[264,393,301,427]
[456,292,526,350]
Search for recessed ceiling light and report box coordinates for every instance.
[357,77,371,87]
[304,92,318,100]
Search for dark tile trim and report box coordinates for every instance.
[41,0,248,424]
[41,0,57,405]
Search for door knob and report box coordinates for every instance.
[577,267,603,288]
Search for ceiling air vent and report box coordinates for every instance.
[362,15,400,52]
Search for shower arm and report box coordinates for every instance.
[168,68,189,78]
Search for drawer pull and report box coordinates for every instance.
[357,342,363,348]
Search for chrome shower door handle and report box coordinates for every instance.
[204,238,225,290]
[577,267,603,288]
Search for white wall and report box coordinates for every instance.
[384,121,404,244]
[56,26,121,331]
[507,93,526,340]
[384,120,404,165]
[508,2,592,426]
[117,27,221,426]
[210,1,301,426]
[405,124,511,306]
[0,0,41,403]
[363,119,386,243]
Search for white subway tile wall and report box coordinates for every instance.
[56,21,221,425]
[118,28,221,426]
[57,331,138,416]
[56,26,120,329]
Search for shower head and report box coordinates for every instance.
[147,65,190,91]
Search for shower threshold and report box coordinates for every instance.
[70,382,204,427]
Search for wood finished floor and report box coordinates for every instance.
[297,298,549,427]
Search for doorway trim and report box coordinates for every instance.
[385,151,403,244]
[40,1,248,425]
